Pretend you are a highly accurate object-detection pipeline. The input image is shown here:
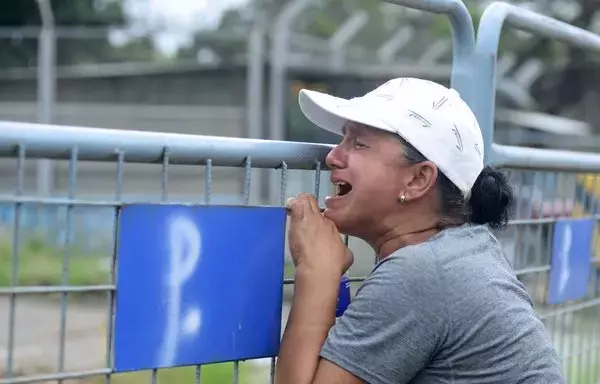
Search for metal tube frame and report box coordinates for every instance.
[0,121,334,170]
[472,1,600,170]
[382,0,476,102]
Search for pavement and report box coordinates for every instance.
[0,296,292,383]
[0,296,107,377]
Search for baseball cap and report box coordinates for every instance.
[297,77,485,198]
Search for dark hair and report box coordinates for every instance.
[400,138,513,229]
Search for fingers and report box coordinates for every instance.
[303,193,320,215]
[285,197,303,221]
[285,193,320,219]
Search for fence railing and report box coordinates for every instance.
[1,0,600,383]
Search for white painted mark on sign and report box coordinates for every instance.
[558,223,572,298]
[159,214,202,367]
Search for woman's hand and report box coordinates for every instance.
[286,193,354,276]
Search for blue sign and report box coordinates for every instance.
[547,218,595,305]
[336,275,351,317]
[113,204,287,372]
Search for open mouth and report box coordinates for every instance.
[334,182,353,197]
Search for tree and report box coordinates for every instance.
[0,0,157,68]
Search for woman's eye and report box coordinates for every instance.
[354,140,367,149]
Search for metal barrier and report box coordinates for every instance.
[472,1,600,169]
[0,122,333,384]
[471,3,600,382]
[0,0,600,383]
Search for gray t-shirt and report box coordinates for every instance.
[321,224,565,383]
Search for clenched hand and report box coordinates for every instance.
[285,193,354,276]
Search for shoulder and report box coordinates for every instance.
[425,224,508,271]
[373,238,440,277]
[321,240,450,383]
[359,242,446,314]
[430,223,500,253]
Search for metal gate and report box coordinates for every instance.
[1,0,600,383]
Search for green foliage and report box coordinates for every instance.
[0,0,157,68]
[0,0,124,26]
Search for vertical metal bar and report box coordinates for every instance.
[589,174,600,383]
[57,146,78,378]
[105,149,124,384]
[313,161,322,201]
[269,0,314,142]
[35,0,56,197]
[566,305,577,380]
[233,157,253,384]
[6,144,25,380]
[280,162,288,206]
[246,16,266,142]
[273,160,289,383]
[232,361,240,384]
[152,147,172,383]
[194,157,213,383]
[246,12,266,204]
[195,365,202,383]
[243,157,252,206]
[575,309,584,384]
[205,159,212,205]
[538,171,551,289]
[161,147,170,201]
[590,305,600,383]
[541,172,559,344]
[594,175,600,384]
[268,0,315,203]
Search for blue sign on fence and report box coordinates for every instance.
[547,218,595,305]
[113,204,287,372]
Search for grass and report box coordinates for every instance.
[0,235,110,291]
[87,362,264,384]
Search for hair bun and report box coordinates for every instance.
[468,166,513,229]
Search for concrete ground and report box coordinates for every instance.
[0,296,291,383]
[0,296,107,377]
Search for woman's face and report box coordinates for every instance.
[324,122,413,238]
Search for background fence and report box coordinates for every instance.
[1,0,600,383]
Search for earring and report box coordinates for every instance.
[400,194,406,203]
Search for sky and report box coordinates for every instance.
[119,0,249,55]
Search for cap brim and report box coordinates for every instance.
[298,89,389,136]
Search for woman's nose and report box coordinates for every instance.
[325,145,346,170]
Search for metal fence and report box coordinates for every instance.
[1,0,600,384]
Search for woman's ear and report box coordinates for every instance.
[403,161,438,201]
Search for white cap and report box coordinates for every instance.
[298,77,484,198]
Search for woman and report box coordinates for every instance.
[276,78,565,384]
